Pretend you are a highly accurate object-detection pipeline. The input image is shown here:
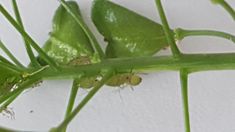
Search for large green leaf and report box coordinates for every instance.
[40,1,96,65]
[92,0,170,58]
[38,1,100,89]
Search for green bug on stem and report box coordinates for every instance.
[106,73,142,87]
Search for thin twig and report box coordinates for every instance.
[0,4,59,71]
[0,40,25,68]
[180,69,191,132]
[11,0,40,68]
[175,28,235,43]
[155,0,181,58]
[51,70,113,131]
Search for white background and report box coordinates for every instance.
[0,0,235,132]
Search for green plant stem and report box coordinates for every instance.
[212,0,235,20]
[0,40,25,68]
[33,53,235,80]
[175,28,235,43]
[0,4,59,71]
[1,53,235,104]
[62,79,81,132]
[11,0,40,68]
[59,0,105,60]
[0,55,14,65]
[180,69,191,132]
[9,0,40,110]
[0,61,24,74]
[50,70,113,132]
[65,80,80,117]
[155,0,181,58]
[1,91,22,110]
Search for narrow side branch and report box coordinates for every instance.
[0,40,25,68]
[211,0,235,20]
[0,4,59,71]
[180,69,191,132]
[62,78,83,132]
[11,0,40,68]
[155,0,181,58]
[50,70,113,132]
[175,28,235,43]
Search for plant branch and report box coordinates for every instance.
[175,28,235,43]
[0,61,24,74]
[50,70,113,132]
[0,55,14,65]
[0,40,25,68]
[33,53,235,80]
[0,90,22,110]
[0,4,59,71]
[65,80,80,117]
[59,0,105,60]
[211,0,235,20]
[62,78,82,132]
[180,69,191,132]
[155,0,181,58]
[11,0,40,68]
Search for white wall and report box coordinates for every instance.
[0,0,235,132]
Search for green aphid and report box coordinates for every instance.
[92,0,170,58]
[39,1,99,89]
[79,77,100,89]
[106,73,142,87]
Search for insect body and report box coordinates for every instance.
[106,73,142,87]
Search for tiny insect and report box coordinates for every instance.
[106,73,142,87]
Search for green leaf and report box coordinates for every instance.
[40,1,98,65]
[92,0,170,58]
[38,1,101,89]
